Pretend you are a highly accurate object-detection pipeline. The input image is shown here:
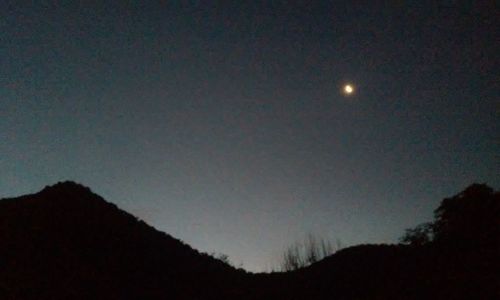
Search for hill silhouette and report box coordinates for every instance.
[0,182,247,299]
[1,181,498,299]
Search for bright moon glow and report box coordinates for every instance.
[344,84,354,94]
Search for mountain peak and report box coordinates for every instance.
[33,181,117,211]
[40,181,95,196]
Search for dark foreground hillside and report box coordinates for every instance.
[0,182,248,299]
[1,182,498,299]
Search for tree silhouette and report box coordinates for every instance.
[433,183,499,247]
[401,183,499,248]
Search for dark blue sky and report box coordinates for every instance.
[1,2,498,271]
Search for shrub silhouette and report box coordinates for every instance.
[279,234,340,271]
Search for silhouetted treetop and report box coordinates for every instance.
[401,183,499,249]
[400,223,433,246]
[433,183,499,246]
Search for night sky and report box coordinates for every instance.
[1,2,498,272]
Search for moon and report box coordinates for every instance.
[343,84,354,95]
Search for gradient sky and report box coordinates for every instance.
[1,2,498,272]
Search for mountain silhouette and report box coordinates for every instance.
[1,182,498,299]
[0,182,247,299]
